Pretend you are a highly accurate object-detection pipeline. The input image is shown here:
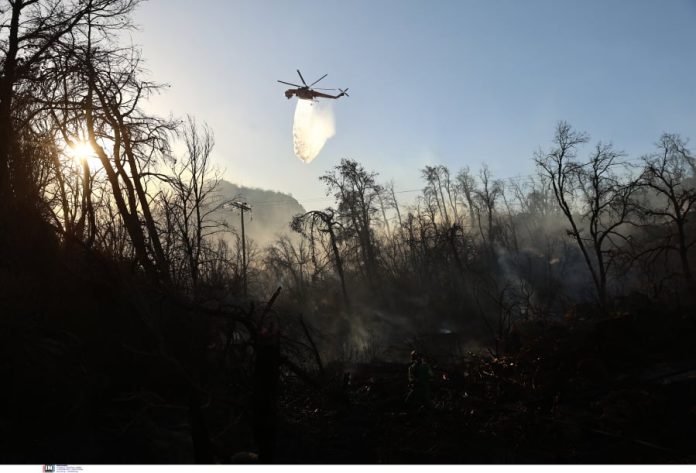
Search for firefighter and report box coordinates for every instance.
[406,350,434,408]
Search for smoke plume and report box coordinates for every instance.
[293,99,335,163]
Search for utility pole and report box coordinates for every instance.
[228,201,252,297]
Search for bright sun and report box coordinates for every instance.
[68,141,96,163]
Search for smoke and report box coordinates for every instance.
[293,99,335,163]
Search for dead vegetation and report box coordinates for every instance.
[1,1,695,465]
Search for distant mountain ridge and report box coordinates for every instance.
[212,180,306,246]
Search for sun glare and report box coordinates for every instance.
[68,141,98,166]
[66,141,100,171]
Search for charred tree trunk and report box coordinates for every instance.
[0,0,22,201]
[122,126,170,281]
[85,90,158,281]
[327,223,350,309]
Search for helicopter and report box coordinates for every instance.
[278,70,349,101]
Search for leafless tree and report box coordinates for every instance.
[292,208,349,308]
[474,165,502,250]
[264,235,312,298]
[536,122,637,309]
[456,166,478,228]
[157,117,226,291]
[320,159,383,282]
[0,0,138,210]
[422,165,452,227]
[66,4,175,281]
[636,134,696,287]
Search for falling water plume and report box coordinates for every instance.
[293,99,335,163]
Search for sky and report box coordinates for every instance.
[133,0,696,210]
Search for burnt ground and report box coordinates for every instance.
[2,290,695,464]
[272,361,696,463]
[270,311,696,464]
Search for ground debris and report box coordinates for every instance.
[269,316,696,463]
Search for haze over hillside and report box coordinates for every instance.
[212,180,306,246]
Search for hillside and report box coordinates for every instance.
[212,180,306,247]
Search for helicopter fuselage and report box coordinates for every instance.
[279,70,347,101]
[284,87,343,101]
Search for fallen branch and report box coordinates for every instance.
[261,286,282,323]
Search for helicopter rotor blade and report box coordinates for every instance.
[296,69,308,86]
[314,87,337,91]
[278,80,303,87]
[310,74,328,86]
